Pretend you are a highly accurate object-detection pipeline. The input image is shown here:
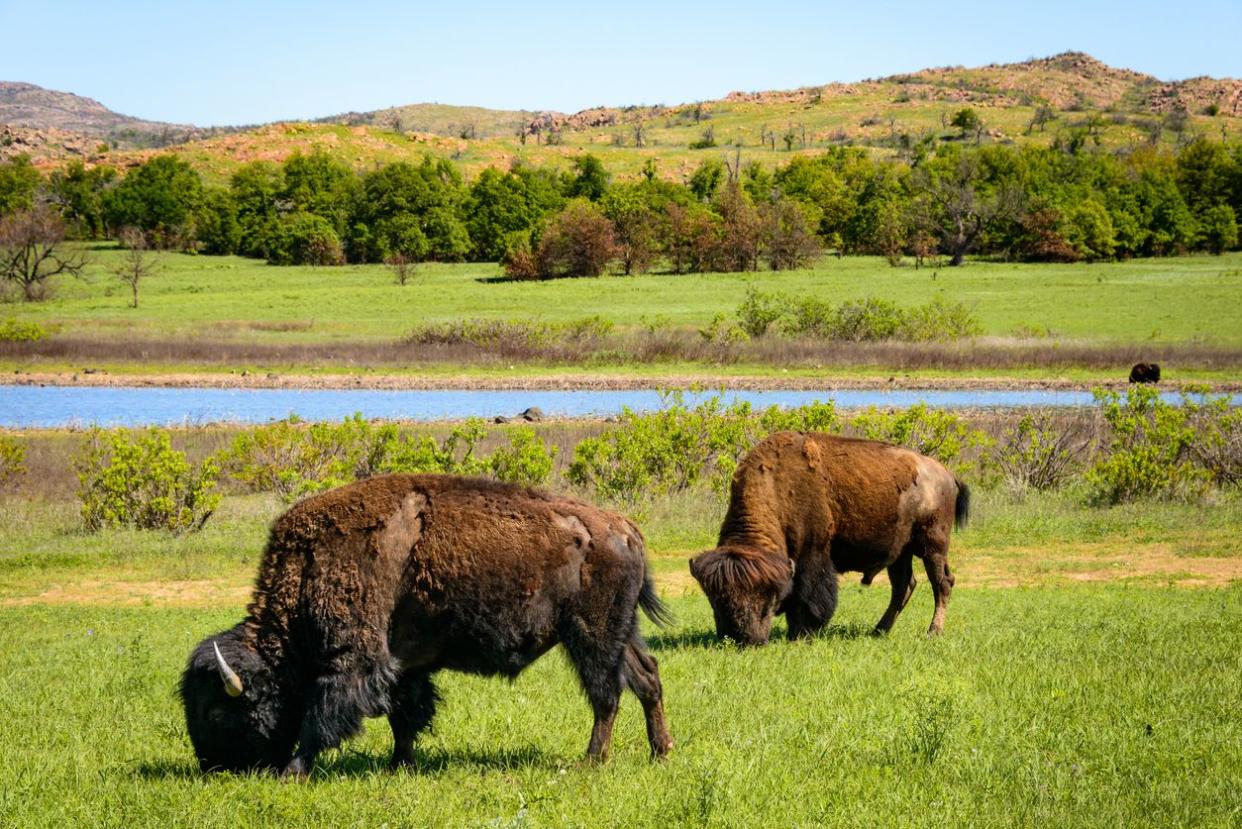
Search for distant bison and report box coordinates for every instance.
[691,432,969,645]
[1129,362,1161,384]
[181,475,672,777]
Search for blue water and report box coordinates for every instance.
[0,384,1181,428]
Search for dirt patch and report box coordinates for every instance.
[1,578,250,608]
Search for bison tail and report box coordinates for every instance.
[954,477,972,530]
[638,574,674,629]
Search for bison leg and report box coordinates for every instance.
[921,548,956,636]
[623,637,672,759]
[561,621,630,763]
[388,673,439,769]
[873,553,916,635]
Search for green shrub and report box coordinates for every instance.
[0,318,47,342]
[405,317,612,350]
[849,404,988,467]
[0,434,26,487]
[216,414,385,501]
[740,289,981,342]
[217,415,551,500]
[76,428,220,533]
[267,212,345,266]
[1083,386,1207,506]
[736,287,786,338]
[990,412,1083,497]
[568,392,842,504]
[489,428,558,486]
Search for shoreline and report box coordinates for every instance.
[6,370,1241,393]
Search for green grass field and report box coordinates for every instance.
[13,249,1242,344]
[1,484,1240,828]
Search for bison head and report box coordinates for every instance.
[180,624,299,773]
[689,546,794,645]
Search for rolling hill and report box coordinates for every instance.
[3,53,1238,182]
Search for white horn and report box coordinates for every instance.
[213,641,244,698]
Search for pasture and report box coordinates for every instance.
[1,468,1240,826]
[5,249,1242,384]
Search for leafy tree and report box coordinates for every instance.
[601,183,662,275]
[47,160,115,238]
[280,149,358,236]
[102,155,203,246]
[567,154,610,201]
[950,108,982,139]
[196,188,241,255]
[760,196,821,270]
[688,158,726,202]
[1199,204,1238,254]
[466,165,565,261]
[0,155,40,215]
[352,158,470,262]
[268,212,345,266]
[229,162,282,259]
[534,199,617,277]
[909,146,1020,265]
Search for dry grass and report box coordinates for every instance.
[5,332,1240,375]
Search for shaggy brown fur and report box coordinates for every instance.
[690,432,969,644]
[1129,362,1161,383]
[181,474,672,778]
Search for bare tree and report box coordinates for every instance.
[385,251,417,286]
[0,208,88,301]
[112,227,160,308]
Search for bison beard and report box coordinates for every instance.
[690,432,969,645]
[180,474,672,777]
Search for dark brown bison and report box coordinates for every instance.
[690,432,969,645]
[181,474,672,777]
[1129,362,1161,384]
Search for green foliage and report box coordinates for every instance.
[0,155,41,215]
[0,434,25,488]
[567,392,840,504]
[195,188,241,255]
[267,212,345,266]
[217,415,556,500]
[405,316,612,349]
[0,317,47,342]
[75,428,220,533]
[1184,390,1242,487]
[102,155,204,246]
[950,108,982,137]
[742,289,981,342]
[488,428,558,486]
[566,154,610,201]
[849,403,987,467]
[46,160,116,238]
[1083,386,1207,505]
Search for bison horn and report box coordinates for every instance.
[213,641,244,698]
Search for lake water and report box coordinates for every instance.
[0,384,1176,428]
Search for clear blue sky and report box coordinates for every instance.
[1,1,1239,126]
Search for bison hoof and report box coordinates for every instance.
[279,759,311,781]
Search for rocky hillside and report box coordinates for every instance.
[4,53,1238,175]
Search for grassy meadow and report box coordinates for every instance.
[5,248,1241,383]
[1,472,1240,827]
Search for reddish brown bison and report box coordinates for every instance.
[181,474,672,777]
[690,432,969,645]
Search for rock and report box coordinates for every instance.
[493,415,512,424]
[519,407,545,422]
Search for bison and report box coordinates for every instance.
[181,474,673,778]
[1129,362,1161,384]
[690,432,969,645]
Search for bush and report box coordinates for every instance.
[218,415,556,500]
[0,318,46,342]
[568,392,841,504]
[534,199,617,278]
[216,414,385,501]
[405,316,612,351]
[489,428,558,486]
[1083,386,1207,505]
[849,404,987,467]
[741,290,981,342]
[268,212,345,266]
[0,434,26,488]
[76,428,220,533]
[990,412,1084,498]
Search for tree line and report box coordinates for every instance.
[1,135,1240,293]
